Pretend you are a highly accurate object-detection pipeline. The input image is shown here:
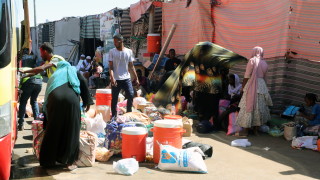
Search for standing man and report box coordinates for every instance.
[18,49,43,131]
[21,42,65,78]
[109,34,139,118]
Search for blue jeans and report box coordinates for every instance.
[111,79,134,117]
[18,81,42,126]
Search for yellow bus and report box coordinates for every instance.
[0,0,29,179]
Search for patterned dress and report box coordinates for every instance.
[236,48,273,128]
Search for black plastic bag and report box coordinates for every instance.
[183,142,213,159]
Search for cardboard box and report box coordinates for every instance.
[182,118,193,137]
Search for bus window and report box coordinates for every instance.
[0,0,12,68]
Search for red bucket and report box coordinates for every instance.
[151,120,185,163]
[95,89,112,106]
[122,126,148,162]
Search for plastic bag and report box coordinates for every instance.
[75,131,98,167]
[158,144,208,173]
[291,136,318,150]
[96,105,111,122]
[182,142,212,159]
[95,147,114,162]
[113,158,139,176]
[231,139,251,147]
[268,127,284,137]
[85,108,96,118]
[133,97,147,109]
[85,113,106,135]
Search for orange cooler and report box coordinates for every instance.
[164,115,182,122]
[121,127,148,162]
[151,120,185,163]
[96,89,112,106]
[147,34,161,53]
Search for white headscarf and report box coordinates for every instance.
[228,74,242,98]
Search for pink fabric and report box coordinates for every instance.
[219,99,230,116]
[130,0,153,23]
[245,47,268,113]
[227,112,242,135]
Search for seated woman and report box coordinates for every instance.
[295,93,320,135]
[228,73,242,100]
[216,73,242,131]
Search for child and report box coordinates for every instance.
[296,93,320,126]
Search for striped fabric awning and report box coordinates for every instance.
[214,0,320,61]
[80,15,100,38]
[288,0,320,61]
[214,0,290,59]
[162,0,214,55]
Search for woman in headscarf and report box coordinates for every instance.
[236,46,273,136]
[40,61,94,169]
[228,73,242,99]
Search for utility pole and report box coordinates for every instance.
[33,0,38,49]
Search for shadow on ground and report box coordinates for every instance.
[193,119,320,179]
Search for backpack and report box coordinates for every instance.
[281,106,300,119]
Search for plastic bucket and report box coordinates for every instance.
[121,122,148,162]
[151,120,185,163]
[164,115,182,123]
[147,34,161,53]
[96,89,112,106]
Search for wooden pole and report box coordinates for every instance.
[148,23,176,79]
[148,5,155,34]
[23,0,32,53]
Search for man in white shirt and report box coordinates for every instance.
[109,34,139,117]
[76,54,86,70]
